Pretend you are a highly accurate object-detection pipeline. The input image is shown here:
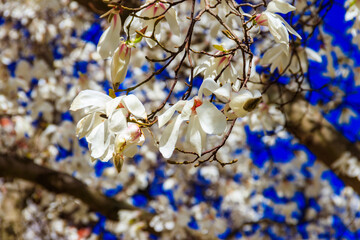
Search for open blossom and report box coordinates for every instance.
[260,44,322,73]
[158,79,227,158]
[70,90,146,162]
[256,0,301,52]
[97,14,122,59]
[124,0,180,48]
[194,53,237,87]
[111,42,131,89]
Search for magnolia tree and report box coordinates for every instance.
[1,0,360,239]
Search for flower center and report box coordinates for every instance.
[191,97,203,113]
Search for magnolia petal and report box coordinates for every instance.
[181,99,194,120]
[198,78,219,97]
[87,122,107,159]
[158,101,186,128]
[267,0,296,14]
[305,47,322,62]
[122,94,147,119]
[185,115,204,155]
[213,83,231,102]
[165,7,180,37]
[124,144,138,158]
[76,112,102,139]
[99,139,115,162]
[229,90,253,118]
[196,100,226,135]
[111,44,131,88]
[261,45,284,66]
[274,14,302,39]
[108,109,128,133]
[159,115,184,158]
[97,14,122,59]
[106,97,123,117]
[266,13,289,44]
[70,90,111,112]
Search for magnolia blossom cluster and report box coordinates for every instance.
[70,0,311,168]
[2,0,360,239]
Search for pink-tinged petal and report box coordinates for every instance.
[70,90,111,112]
[267,0,296,14]
[159,115,185,158]
[165,7,180,37]
[122,94,147,119]
[111,43,131,88]
[196,100,226,135]
[158,100,186,128]
[97,14,122,59]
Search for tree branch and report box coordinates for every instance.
[283,94,360,195]
[0,153,138,221]
[0,153,210,239]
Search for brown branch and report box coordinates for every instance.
[282,94,360,195]
[0,153,139,221]
[0,153,210,239]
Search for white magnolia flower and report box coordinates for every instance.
[194,53,238,87]
[124,0,180,48]
[260,44,322,73]
[97,14,122,59]
[158,79,227,158]
[111,42,131,89]
[70,90,146,162]
[256,0,301,52]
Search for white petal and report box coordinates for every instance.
[97,14,122,59]
[305,48,322,62]
[198,78,219,97]
[159,115,184,158]
[229,90,252,118]
[274,14,302,39]
[124,144,138,158]
[185,115,204,155]
[76,112,103,139]
[108,109,128,133]
[122,94,147,119]
[266,13,289,44]
[111,44,131,88]
[196,100,226,135]
[106,97,123,117]
[70,90,111,112]
[165,7,180,37]
[267,0,296,14]
[87,122,108,159]
[158,101,186,128]
[213,83,231,102]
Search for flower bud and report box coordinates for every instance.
[229,90,262,118]
[97,14,122,59]
[111,42,131,90]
